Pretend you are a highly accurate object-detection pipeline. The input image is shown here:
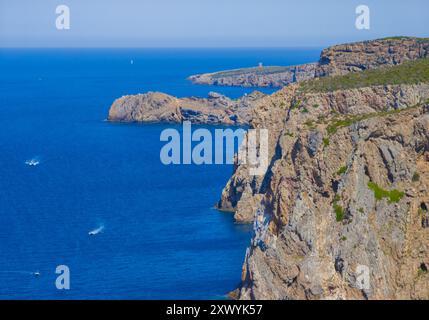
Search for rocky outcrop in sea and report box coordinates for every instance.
[108,90,265,125]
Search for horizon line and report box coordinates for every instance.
[0,46,325,49]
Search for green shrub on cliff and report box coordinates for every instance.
[334,204,345,222]
[337,166,347,175]
[367,182,405,203]
[379,36,429,43]
[333,194,345,222]
[323,138,330,147]
[325,102,425,136]
[301,58,429,93]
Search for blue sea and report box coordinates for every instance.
[0,48,320,299]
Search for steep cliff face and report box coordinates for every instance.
[222,80,429,299]
[219,83,429,221]
[316,37,429,77]
[108,91,265,125]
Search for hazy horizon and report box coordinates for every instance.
[1,0,428,48]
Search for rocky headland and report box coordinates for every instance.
[108,90,265,125]
[188,37,429,88]
[108,37,429,299]
[188,63,318,88]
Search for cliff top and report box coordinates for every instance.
[300,57,429,92]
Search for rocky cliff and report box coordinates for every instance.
[108,38,429,300]
[316,37,429,77]
[189,37,429,88]
[108,91,265,125]
[216,40,429,300]
[188,63,318,88]
[226,81,429,299]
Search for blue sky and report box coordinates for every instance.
[0,0,428,47]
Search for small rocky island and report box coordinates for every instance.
[108,37,429,300]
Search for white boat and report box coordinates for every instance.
[25,159,40,166]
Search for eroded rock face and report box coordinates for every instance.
[218,84,429,222]
[189,38,429,88]
[222,83,429,299]
[108,91,266,125]
[189,63,318,88]
[316,38,429,77]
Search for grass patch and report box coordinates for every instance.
[337,166,347,175]
[333,194,345,222]
[378,36,429,43]
[285,131,294,137]
[304,120,316,129]
[334,204,345,222]
[291,99,302,110]
[325,103,425,136]
[323,137,330,147]
[300,58,429,93]
[211,65,300,79]
[367,182,405,203]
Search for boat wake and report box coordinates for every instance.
[25,158,40,166]
[0,270,40,277]
[88,225,104,236]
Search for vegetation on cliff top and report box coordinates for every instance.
[378,36,429,43]
[210,66,299,79]
[325,102,425,136]
[300,58,429,93]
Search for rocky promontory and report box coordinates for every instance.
[188,63,318,88]
[108,90,265,125]
[189,37,429,88]
[316,37,429,77]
